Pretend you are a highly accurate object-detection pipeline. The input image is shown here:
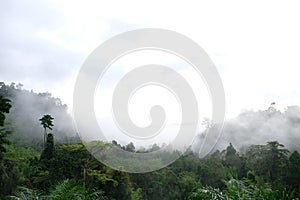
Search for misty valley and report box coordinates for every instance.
[0,82,300,200]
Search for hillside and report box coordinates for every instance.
[0,82,78,147]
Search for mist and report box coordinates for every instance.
[2,81,300,153]
[0,82,78,145]
[194,105,300,154]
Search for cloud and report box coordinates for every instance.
[1,0,300,119]
[0,0,78,84]
[0,0,119,105]
[211,106,300,152]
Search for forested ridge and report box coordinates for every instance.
[0,82,300,199]
[0,82,79,147]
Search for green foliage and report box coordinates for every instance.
[1,140,300,199]
[0,83,78,147]
[287,151,300,191]
[10,180,107,200]
[0,130,11,160]
[130,153,202,200]
[39,115,54,131]
[40,114,54,149]
[0,95,11,160]
[187,186,225,200]
[197,151,226,188]
[130,188,142,200]
[0,96,11,127]
[125,142,135,152]
[224,177,297,200]
[188,177,298,200]
[2,82,299,199]
[11,186,44,200]
[48,179,106,200]
[223,143,242,173]
[245,141,289,183]
[0,146,40,195]
[40,134,54,160]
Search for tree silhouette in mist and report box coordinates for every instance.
[39,114,54,148]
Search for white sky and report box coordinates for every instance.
[93,49,212,145]
[1,0,300,126]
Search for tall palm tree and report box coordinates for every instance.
[39,114,54,148]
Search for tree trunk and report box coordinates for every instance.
[43,127,46,149]
[83,163,87,187]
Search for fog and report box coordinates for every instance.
[2,82,300,154]
[194,105,300,154]
[0,83,77,145]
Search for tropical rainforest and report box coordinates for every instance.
[0,82,300,199]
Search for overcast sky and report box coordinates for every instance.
[1,0,300,120]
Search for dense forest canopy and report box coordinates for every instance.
[0,82,300,199]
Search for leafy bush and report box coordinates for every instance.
[10,179,107,200]
[187,177,299,200]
